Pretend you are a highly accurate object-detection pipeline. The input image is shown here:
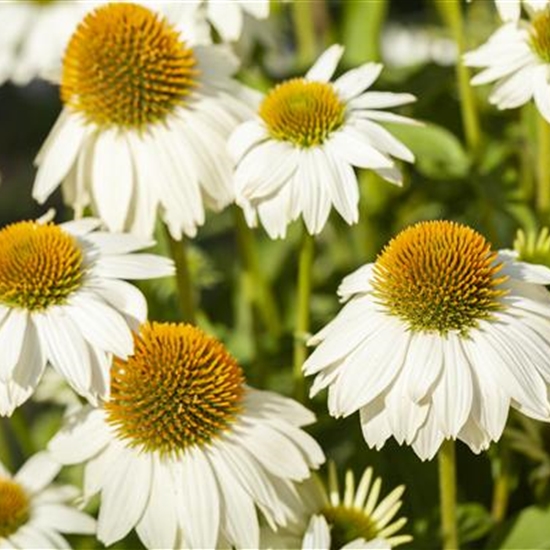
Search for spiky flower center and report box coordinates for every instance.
[0,222,84,311]
[105,322,245,455]
[259,79,346,147]
[61,3,198,130]
[372,221,508,335]
[530,10,550,63]
[322,506,379,550]
[0,478,30,538]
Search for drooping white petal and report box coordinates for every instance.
[302,515,331,550]
[15,452,61,494]
[334,63,383,101]
[0,309,28,382]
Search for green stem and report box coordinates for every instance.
[537,113,550,219]
[520,104,535,202]
[0,418,13,469]
[292,0,317,68]
[164,226,196,324]
[10,409,34,458]
[438,0,482,156]
[293,230,315,402]
[233,208,281,339]
[438,439,459,550]
[491,452,511,524]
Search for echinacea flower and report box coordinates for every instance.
[0,217,173,415]
[304,220,550,460]
[33,2,257,239]
[48,322,324,549]
[303,515,390,550]
[0,452,95,549]
[194,0,269,41]
[464,1,550,121]
[229,44,417,239]
[0,1,92,85]
[263,462,410,549]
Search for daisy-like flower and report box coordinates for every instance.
[304,220,550,461]
[262,462,411,549]
[229,44,417,239]
[303,515,390,550]
[33,2,257,239]
[193,0,270,41]
[0,217,173,416]
[48,322,325,549]
[464,1,550,122]
[0,1,92,85]
[0,451,95,549]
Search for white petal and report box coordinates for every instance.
[0,309,28,382]
[98,448,152,546]
[136,456,178,550]
[173,447,220,549]
[33,110,87,203]
[306,44,344,82]
[33,310,92,398]
[324,149,360,225]
[495,0,520,21]
[228,120,268,163]
[534,65,550,123]
[411,411,445,461]
[350,91,416,110]
[207,1,243,41]
[328,128,393,169]
[94,254,174,280]
[302,515,331,549]
[65,292,133,358]
[359,398,392,450]
[83,232,154,255]
[16,452,60,493]
[334,63,383,101]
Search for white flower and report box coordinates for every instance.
[48,322,325,549]
[304,220,550,461]
[0,451,95,549]
[194,0,270,41]
[33,2,257,239]
[263,462,411,549]
[303,515,390,550]
[0,217,174,415]
[464,1,550,122]
[229,44,417,239]
[0,1,92,85]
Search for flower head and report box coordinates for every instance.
[229,44,417,239]
[263,462,411,549]
[33,2,257,239]
[0,452,95,549]
[0,217,173,415]
[304,220,550,460]
[464,1,550,121]
[49,322,324,549]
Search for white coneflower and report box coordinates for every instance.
[49,322,324,549]
[33,2,257,239]
[464,1,550,121]
[303,515,390,550]
[229,44,417,239]
[0,452,95,549]
[304,220,550,460]
[0,217,173,415]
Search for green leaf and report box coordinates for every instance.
[487,504,550,549]
[384,122,471,180]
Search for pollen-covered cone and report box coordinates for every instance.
[33,2,258,240]
[464,1,550,122]
[0,452,95,549]
[304,220,550,460]
[262,462,411,549]
[48,322,325,549]
[229,44,418,239]
[0,217,174,416]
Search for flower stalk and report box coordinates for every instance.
[537,113,550,218]
[438,0,481,156]
[293,230,315,402]
[438,439,459,550]
[164,226,196,324]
